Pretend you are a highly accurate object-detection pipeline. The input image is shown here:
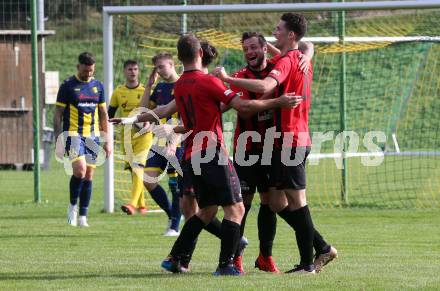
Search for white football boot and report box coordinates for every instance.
[78,215,89,227]
[67,204,78,227]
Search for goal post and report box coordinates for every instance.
[103,11,114,213]
[103,0,440,212]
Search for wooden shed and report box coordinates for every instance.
[0,30,54,166]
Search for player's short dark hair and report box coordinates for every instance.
[241,32,267,47]
[280,13,307,41]
[123,59,138,68]
[177,34,201,64]
[78,52,95,66]
[152,52,174,65]
[200,40,218,67]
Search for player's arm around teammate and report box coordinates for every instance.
[213,41,314,95]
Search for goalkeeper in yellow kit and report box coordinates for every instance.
[108,59,153,214]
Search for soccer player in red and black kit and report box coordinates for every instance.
[215,13,338,274]
[111,41,249,271]
[161,34,303,276]
[230,32,315,274]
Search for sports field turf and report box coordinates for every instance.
[1,161,439,290]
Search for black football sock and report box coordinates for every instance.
[234,204,251,257]
[69,175,84,206]
[278,206,297,229]
[170,215,205,261]
[204,217,222,239]
[278,206,314,266]
[168,177,182,231]
[258,203,277,257]
[149,186,171,218]
[219,219,241,268]
[293,206,315,266]
[79,179,92,216]
[314,229,330,255]
[182,237,198,266]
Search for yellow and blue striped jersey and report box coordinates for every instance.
[149,82,180,146]
[110,84,145,117]
[56,75,105,137]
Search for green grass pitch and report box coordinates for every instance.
[1,161,440,290]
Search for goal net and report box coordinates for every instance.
[104,1,440,211]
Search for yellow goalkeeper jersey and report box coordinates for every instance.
[110,84,146,117]
[110,83,152,159]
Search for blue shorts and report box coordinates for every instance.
[65,136,100,167]
[145,146,184,175]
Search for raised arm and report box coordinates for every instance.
[298,41,314,73]
[213,67,277,94]
[140,68,158,108]
[228,92,302,119]
[266,42,280,57]
[109,99,178,124]
[299,41,314,59]
[138,99,178,122]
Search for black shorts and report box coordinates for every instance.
[180,159,195,198]
[268,146,311,190]
[183,150,242,209]
[233,151,270,195]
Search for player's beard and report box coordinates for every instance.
[78,74,90,82]
[247,55,265,71]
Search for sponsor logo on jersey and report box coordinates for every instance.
[270,69,280,76]
[79,93,99,101]
[224,89,233,96]
[78,102,98,107]
[92,87,98,93]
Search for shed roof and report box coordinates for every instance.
[0,30,55,36]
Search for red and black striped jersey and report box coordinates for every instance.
[231,62,275,153]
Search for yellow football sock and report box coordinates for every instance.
[129,167,144,207]
[138,189,146,208]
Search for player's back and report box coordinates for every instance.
[174,70,236,160]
